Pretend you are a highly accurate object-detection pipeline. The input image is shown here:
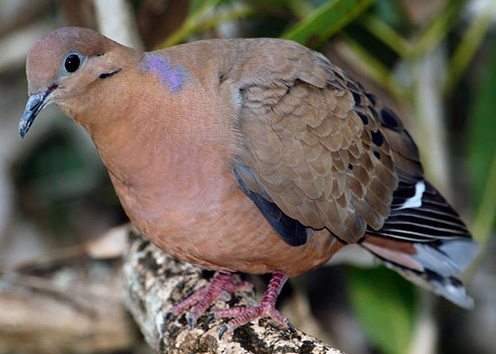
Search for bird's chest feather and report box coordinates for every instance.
[108,143,237,229]
[108,158,340,276]
[108,158,278,268]
[87,73,245,238]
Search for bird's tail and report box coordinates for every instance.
[360,234,479,308]
[359,180,480,309]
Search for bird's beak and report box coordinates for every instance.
[19,91,49,138]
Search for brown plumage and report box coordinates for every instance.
[20,27,479,336]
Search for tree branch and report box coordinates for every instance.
[122,227,346,354]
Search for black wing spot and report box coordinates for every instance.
[380,108,400,129]
[346,81,359,92]
[365,91,376,105]
[371,130,385,147]
[352,91,361,106]
[234,167,308,247]
[356,111,369,125]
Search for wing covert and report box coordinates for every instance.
[230,39,399,243]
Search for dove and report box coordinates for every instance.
[20,27,479,337]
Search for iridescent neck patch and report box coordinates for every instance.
[142,54,190,93]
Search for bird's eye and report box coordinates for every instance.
[64,53,81,73]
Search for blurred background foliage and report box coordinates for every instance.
[0,0,495,353]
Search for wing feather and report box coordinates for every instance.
[215,38,478,307]
[231,39,398,243]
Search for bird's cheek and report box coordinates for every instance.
[51,88,84,117]
[56,101,75,118]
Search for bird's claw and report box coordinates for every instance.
[287,320,296,333]
[187,315,196,329]
[218,325,229,340]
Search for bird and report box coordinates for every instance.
[20,27,480,338]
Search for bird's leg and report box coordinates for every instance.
[171,272,253,328]
[213,271,294,339]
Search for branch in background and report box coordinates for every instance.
[0,23,55,73]
[410,46,451,197]
[0,245,138,353]
[93,0,143,49]
[123,228,346,354]
[0,0,52,37]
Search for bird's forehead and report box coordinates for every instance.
[26,27,110,94]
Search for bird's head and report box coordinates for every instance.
[19,27,133,138]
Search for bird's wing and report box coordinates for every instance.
[230,39,416,244]
[224,38,477,307]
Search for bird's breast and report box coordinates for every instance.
[108,160,342,276]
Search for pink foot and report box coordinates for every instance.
[171,271,294,339]
[214,271,295,339]
[171,272,253,328]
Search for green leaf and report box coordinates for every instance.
[468,37,496,202]
[346,266,416,354]
[281,0,375,46]
[468,36,496,245]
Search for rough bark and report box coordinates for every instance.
[123,227,345,354]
